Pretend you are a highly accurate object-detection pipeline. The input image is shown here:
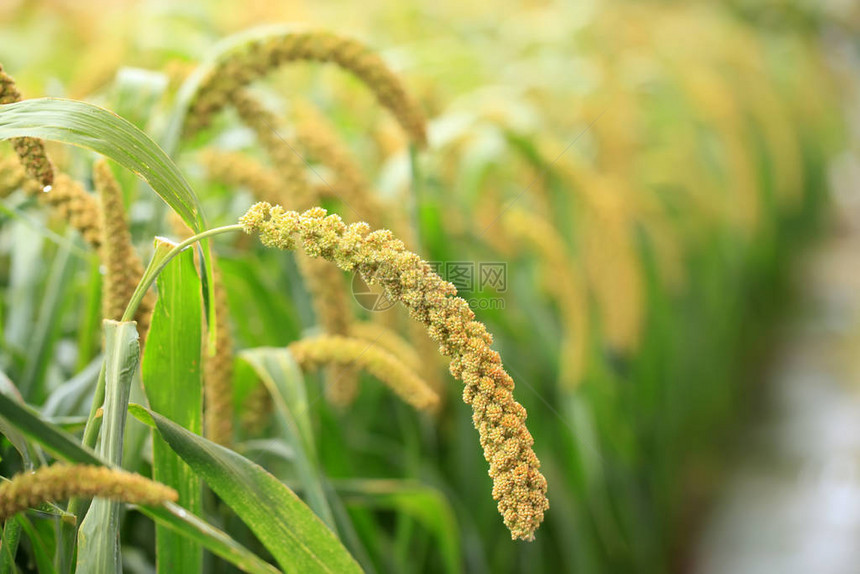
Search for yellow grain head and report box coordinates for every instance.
[0,464,177,522]
[184,30,427,146]
[44,174,103,250]
[203,264,236,446]
[579,174,644,354]
[0,64,54,189]
[241,202,549,540]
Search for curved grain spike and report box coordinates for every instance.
[183,30,426,146]
[241,202,549,541]
[0,64,54,188]
[289,335,438,412]
[43,173,103,250]
[94,160,154,338]
[0,154,102,251]
[579,175,644,353]
[0,464,177,522]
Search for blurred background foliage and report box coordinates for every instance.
[0,0,858,572]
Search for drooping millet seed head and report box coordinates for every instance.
[240,202,549,540]
[0,464,177,522]
[183,31,427,146]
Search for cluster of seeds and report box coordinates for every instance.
[0,464,177,522]
[241,202,549,540]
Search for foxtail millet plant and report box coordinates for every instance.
[0,464,178,522]
[289,335,439,411]
[204,263,236,446]
[0,64,54,188]
[580,174,644,353]
[41,173,103,250]
[183,30,427,146]
[240,202,550,540]
[676,66,761,234]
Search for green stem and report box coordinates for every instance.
[121,224,244,322]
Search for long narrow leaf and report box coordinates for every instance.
[238,348,334,529]
[0,519,22,574]
[141,246,204,573]
[139,503,281,574]
[146,409,361,573]
[0,98,203,231]
[0,392,101,466]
